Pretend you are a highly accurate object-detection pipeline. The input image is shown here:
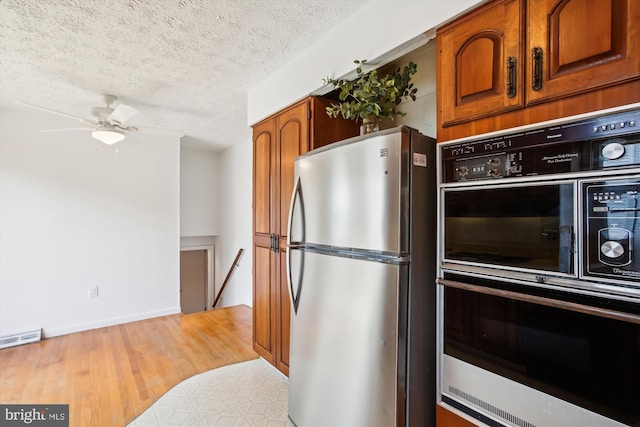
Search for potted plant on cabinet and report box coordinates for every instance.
[324,59,418,134]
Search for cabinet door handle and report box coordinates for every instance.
[506,56,517,98]
[269,233,280,253]
[532,47,543,91]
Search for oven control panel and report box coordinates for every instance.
[442,109,640,183]
[453,153,523,180]
[584,178,640,283]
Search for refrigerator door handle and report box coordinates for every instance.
[287,178,305,313]
[287,177,305,246]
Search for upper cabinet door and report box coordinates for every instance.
[438,0,524,127]
[277,101,309,241]
[526,0,640,105]
[253,120,275,237]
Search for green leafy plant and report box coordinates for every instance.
[324,59,418,122]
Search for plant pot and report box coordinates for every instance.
[360,118,379,135]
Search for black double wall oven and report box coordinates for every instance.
[437,106,640,427]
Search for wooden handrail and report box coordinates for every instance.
[213,249,244,309]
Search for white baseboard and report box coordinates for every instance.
[42,306,182,338]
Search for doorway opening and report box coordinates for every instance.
[180,245,214,314]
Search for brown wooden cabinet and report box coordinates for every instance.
[438,0,525,127]
[437,0,640,141]
[252,96,358,375]
[526,0,639,105]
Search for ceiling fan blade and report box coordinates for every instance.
[41,127,95,133]
[108,104,138,125]
[113,123,138,133]
[15,101,94,125]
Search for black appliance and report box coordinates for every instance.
[437,106,640,427]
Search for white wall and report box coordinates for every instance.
[180,147,219,237]
[214,138,253,307]
[180,147,218,310]
[0,108,181,337]
[377,40,438,138]
[247,0,481,125]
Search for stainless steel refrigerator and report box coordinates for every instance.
[286,126,436,427]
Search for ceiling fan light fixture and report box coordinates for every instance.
[91,127,125,145]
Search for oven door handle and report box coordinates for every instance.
[439,279,640,325]
[608,208,640,212]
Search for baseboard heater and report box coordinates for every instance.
[0,329,42,349]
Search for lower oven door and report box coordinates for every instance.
[438,279,640,427]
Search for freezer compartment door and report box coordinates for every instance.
[288,250,402,427]
[292,131,405,253]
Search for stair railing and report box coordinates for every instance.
[212,248,244,308]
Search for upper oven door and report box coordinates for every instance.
[442,180,577,279]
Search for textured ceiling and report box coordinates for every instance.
[0,0,369,150]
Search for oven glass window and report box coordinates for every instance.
[444,286,640,425]
[444,184,574,273]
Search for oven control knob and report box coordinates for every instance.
[602,142,625,160]
[457,166,469,176]
[601,240,625,259]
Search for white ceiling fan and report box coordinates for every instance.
[18,94,141,145]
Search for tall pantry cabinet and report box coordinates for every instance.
[252,96,358,375]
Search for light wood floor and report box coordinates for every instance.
[0,305,259,426]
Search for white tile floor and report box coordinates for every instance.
[127,359,294,427]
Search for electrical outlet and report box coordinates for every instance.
[89,286,99,298]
